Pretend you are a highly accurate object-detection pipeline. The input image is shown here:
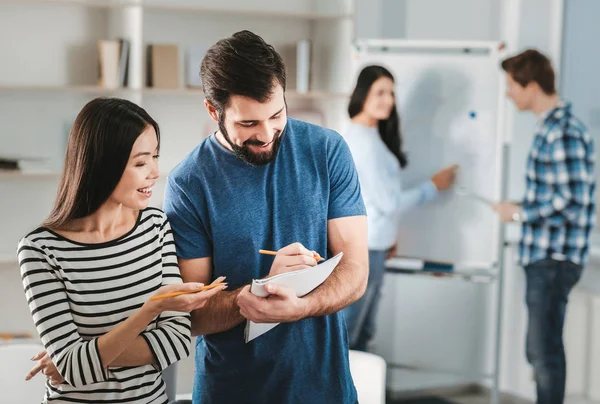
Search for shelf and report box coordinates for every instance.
[0,256,17,266]
[0,85,349,100]
[0,171,59,179]
[142,3,353,20]
[387,362,494,381]
[3,0,354,20]
[141,87,203,96]
[142,88,349,100]
[1,0,137,8]
[0,171,170,179]
[385,259,498,283]
[0,85,135,95]
[288,91,349,100]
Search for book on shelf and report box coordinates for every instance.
[97,39,129,88]
[296,39,312,93]
[0,155,51,173]
[0,333,34,344]
[119,38,130,87]
[98,40,120,88]
[276,40,312,94]
[186,44,208,88]
[0,158,18,171]
[147,44,180,89]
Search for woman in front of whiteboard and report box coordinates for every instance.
[17,98,226,403]
[342,65,458,352]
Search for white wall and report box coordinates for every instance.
[380,0,406,39]
[561,0,600,228]
[404,0,501,41]
[505,0,557,202]
[354,0,384,39]
[561,0,600,135]
[356,0,502,41]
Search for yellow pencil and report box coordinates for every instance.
[150,283,227,300]
[259,249,324,262]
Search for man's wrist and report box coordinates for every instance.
[512,209,523,222]
[297,296,312,320]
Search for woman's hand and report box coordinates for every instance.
[386,242,398,260]
[25,350,65,386]
[147,276,227,315]
[431,165,459,191]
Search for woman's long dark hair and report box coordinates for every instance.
[42,98,160,229]
[348,65,408,168]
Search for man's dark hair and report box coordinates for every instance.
[501,49,556,95]
[201,30,287,112]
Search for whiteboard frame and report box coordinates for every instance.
[355,39,504,52]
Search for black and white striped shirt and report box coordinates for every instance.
[18,208,191,403]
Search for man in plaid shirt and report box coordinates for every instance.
[494,49,596,404]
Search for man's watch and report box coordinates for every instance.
[512,210,522,222]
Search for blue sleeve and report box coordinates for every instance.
[163,176,213,259]
[327,134,367,220]
[397,181,438,217]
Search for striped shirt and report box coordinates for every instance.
[520,101,596,267]
[17,208,191,404]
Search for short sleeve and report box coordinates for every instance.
[327,134,367,220]
[163,176,213,259]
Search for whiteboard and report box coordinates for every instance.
[352,41,507,266]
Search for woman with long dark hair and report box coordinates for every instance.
[342,65,457,351]
[17,98,226,403]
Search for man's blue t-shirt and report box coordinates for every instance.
[163,117,366,404]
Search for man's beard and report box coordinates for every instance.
[219,118,284,166]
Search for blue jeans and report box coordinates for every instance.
[524,259,583,404]
[342,249,387,351]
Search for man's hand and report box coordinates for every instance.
[267,242,318,278]
[25,350,65,386]
[493,201,520,223]
[237,283,307,323]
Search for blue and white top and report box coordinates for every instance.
[343,122,437,250]
[520,101,596,267]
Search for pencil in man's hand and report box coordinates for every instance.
[150,283,227,301]
[259,249,324,262]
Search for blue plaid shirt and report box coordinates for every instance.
[520,101,596,267]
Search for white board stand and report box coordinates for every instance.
[352,40,509,404]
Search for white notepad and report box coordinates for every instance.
[244,252,344,343]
